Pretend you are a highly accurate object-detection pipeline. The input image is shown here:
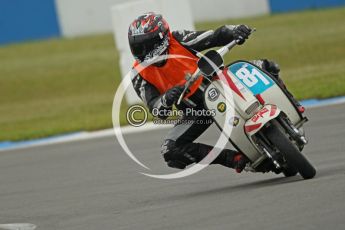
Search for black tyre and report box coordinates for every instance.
[264,121,316,179]
[282,166,298,177]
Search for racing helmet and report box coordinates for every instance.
[128,12,170,63]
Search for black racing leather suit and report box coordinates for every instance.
[131,25,282,169]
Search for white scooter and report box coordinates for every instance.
[177,31,316,179]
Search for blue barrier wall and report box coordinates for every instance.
[0,0,60,45]
[0,0,345,45]
[269,0,345,13]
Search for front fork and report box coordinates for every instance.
[249,115,308,172]
[276,114,308,148]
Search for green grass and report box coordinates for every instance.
[0,35,126,141]
[199,8,345,98]
[0,7,345,141]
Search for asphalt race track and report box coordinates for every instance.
[0,104,344,230]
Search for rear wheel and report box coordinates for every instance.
[264,121,316,179]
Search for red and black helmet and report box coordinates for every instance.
[128,12,170,62]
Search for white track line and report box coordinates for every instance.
[0,223,37,230]
[1,98,345,152]
[0,123,172,152]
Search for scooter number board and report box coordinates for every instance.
[229,62,274,95]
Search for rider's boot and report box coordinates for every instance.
[197,143,249,173]
[252,59,305,114]
[213,149,249,173]
[163,142,249,172]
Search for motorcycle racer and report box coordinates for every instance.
[128,12,303,172]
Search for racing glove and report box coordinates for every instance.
[162,85,185,107]
[233,25,252,45]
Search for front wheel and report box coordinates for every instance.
[282,165,298,177]
[264,121,316,179]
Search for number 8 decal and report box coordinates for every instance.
[236,67,258,87]
[236,66,270,88]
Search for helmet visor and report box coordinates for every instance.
[130,34,169,63]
